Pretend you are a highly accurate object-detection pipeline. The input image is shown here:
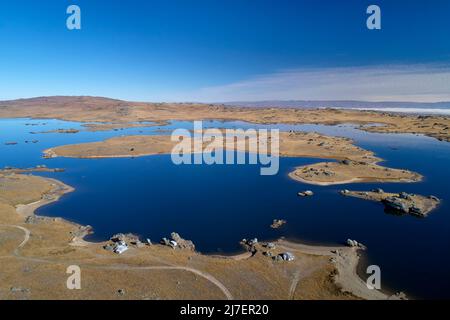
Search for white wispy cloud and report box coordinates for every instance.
[181,64,450,103]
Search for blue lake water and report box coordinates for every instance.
[0,118,449,299]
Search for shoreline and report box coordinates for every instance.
[13,174,398,300]
[287,173,361,186]
[16,177,75,218]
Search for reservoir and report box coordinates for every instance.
[1,118,449,299]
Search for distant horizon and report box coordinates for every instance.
[2,95,450,110]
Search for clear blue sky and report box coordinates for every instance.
[1,0,449,102]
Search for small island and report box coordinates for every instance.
[340,189,441,217]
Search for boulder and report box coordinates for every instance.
[342,159,351,165]
[383,197,409,213]
[110,233,140,243]
[103,243,115,251]
[170,232,195,251]
[264,242,276,249]
[398,192,412,200]
[409,206,425,217]
[346,239,358,247]
[346,239,366,249]
[112,242,128,254]
[160,237,170,246]
[298,190,314,197]
[10,287,30,293]
[279,252,295,261]
[270,219,286,229]
[25,215,39,224]
[429,195,440,201]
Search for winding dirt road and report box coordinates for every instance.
[0,224,233,300]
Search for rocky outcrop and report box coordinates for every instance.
[346,239,366,250]
[297,190,314,197]
[161,232,195,251]
[270,219,286,229]
[110,233,140,243]
[383,197,410,213]
[341,190,441,217]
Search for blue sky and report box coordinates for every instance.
[0,0,449,102]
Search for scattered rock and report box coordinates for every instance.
[242,238,258,246]
[161,233,195,250]
[298,190,314,197]
[270,219,286,229]
[103,243,115,251]
[383,197,410,213]
[51,128,80,134]
[429,195,440,201]
[373,188,384,193]
[24,215,45,224]
[160,237,170,246]
[389,291,408,300]
[110,233,139,243]
[241,238,259,250]
[10,287,30,293]
[131,239,145,248]
[342,159,351,165]
[274,252,295,261]
[409,206,424,216]
[346,239,366,249]
[398,192,412,200]
[263,242,276,249]
[71,225,93,238]
[170,232,195,251]
[113,241,128,254]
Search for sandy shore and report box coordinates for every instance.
[0,172,400,300]
[287,175,361,186]
[275,240,391,300]
[15,178,74,217]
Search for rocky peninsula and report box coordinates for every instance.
[340,189,440,217]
